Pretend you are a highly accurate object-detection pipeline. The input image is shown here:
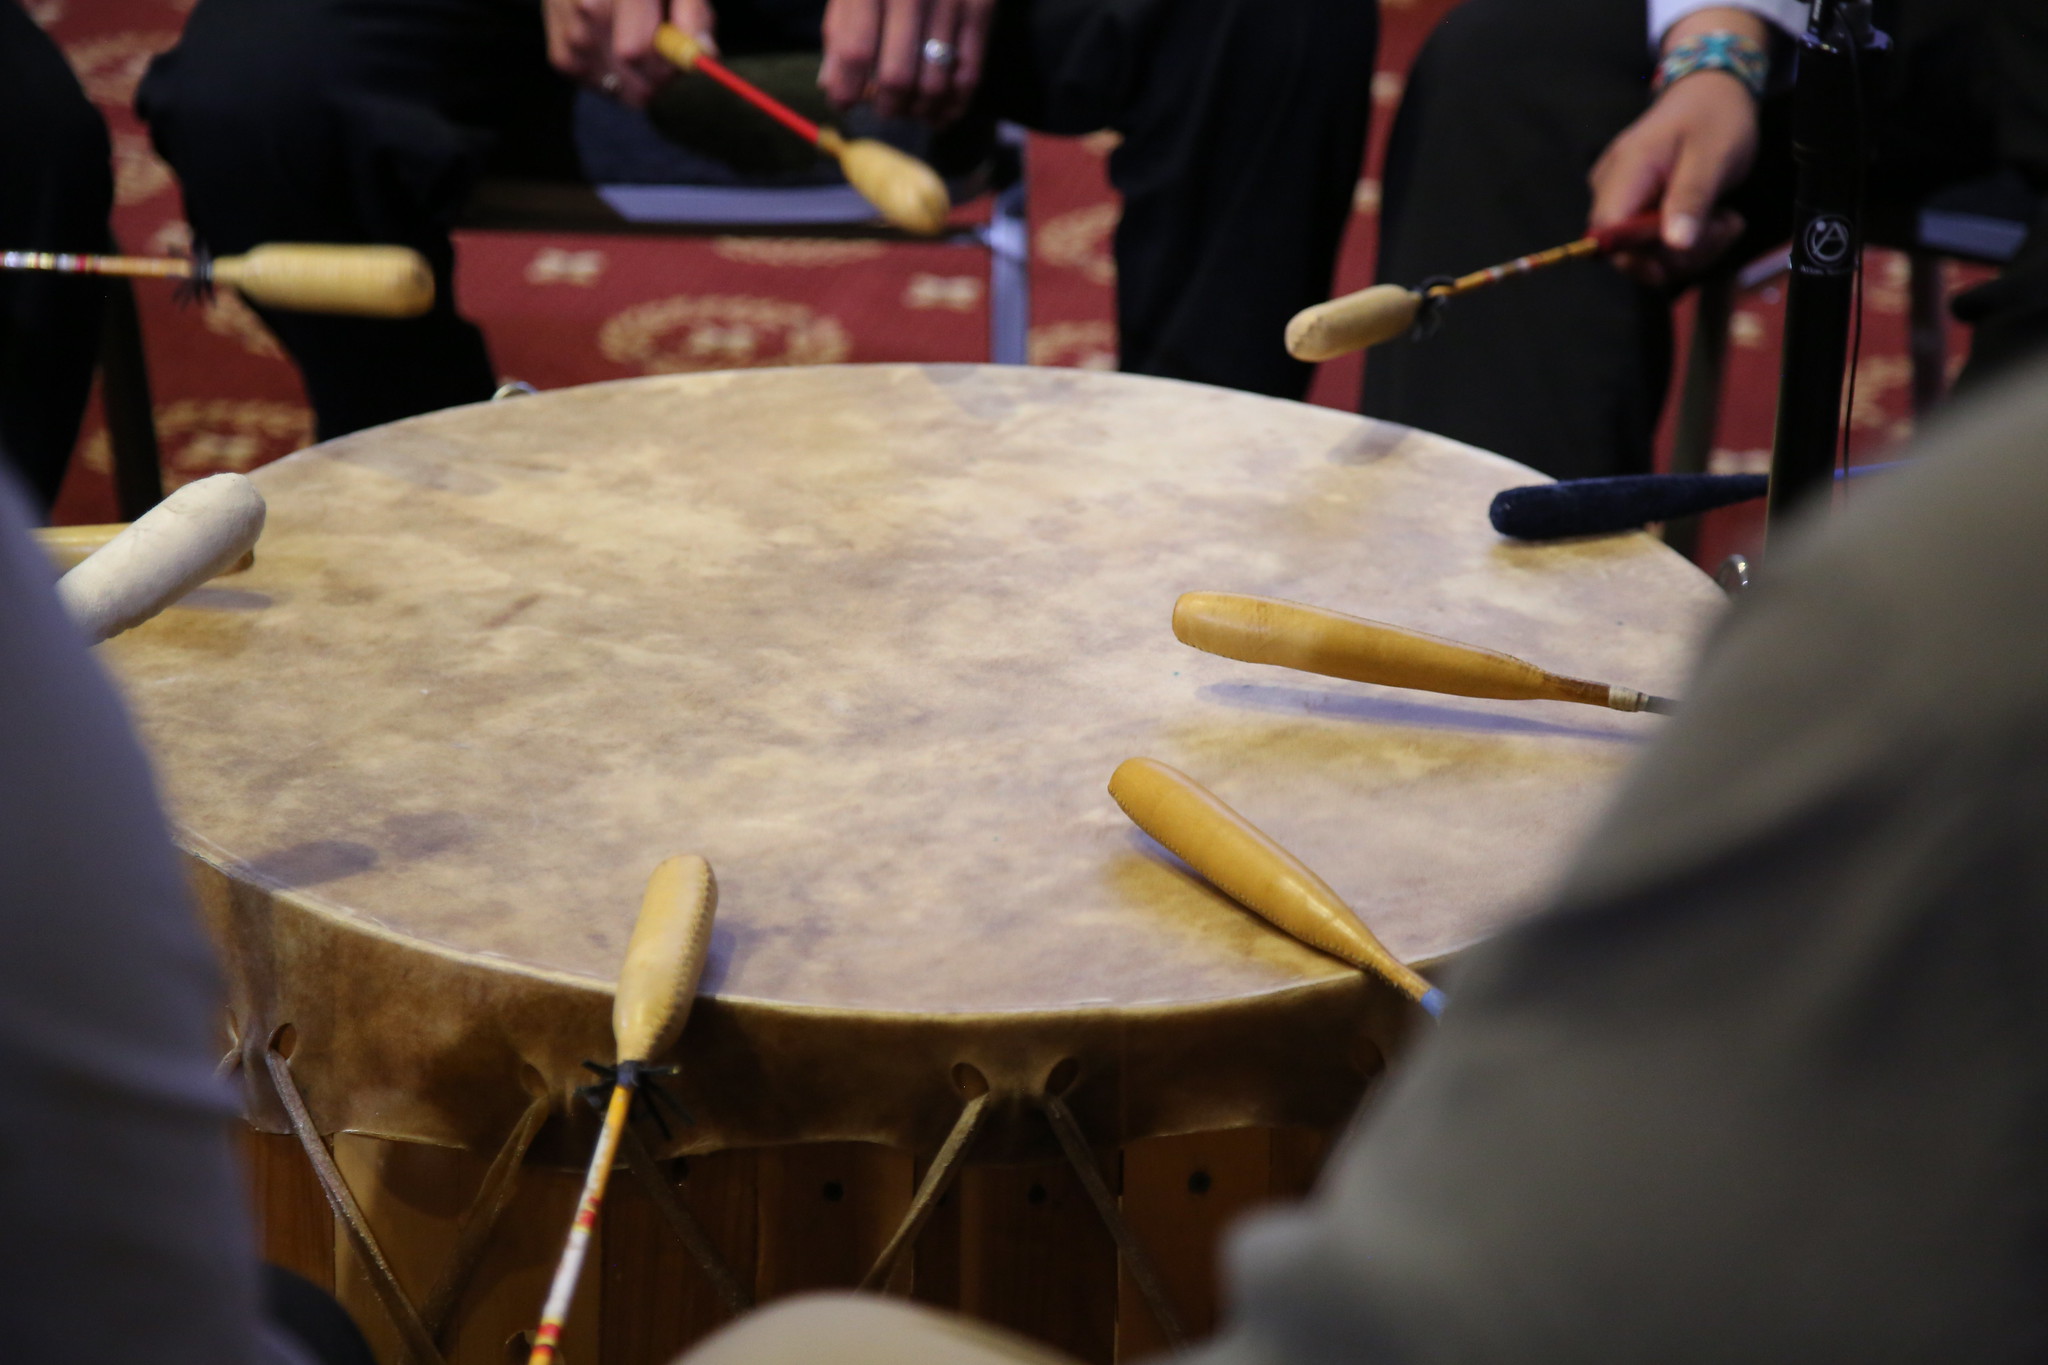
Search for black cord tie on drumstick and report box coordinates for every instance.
[1410,277,1456,339]
[579,1060,690,1137]
[174,248,215,306]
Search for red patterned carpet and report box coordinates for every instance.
[41,0,1970,569]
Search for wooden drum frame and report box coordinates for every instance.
[102,366,1722,1364]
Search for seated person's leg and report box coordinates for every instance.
[137,0,575,442]
[1362,0,1668,480]
[262,1264,377,1365]
[685,1293,1073,1365]
[1951,0,2048,387]
[0,0,112,511]
[978,0,1378,401]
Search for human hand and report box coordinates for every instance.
[1589,7,1767,287]
[820,0,997,123]
[544,0,717,107]
[1589,73,1755,286]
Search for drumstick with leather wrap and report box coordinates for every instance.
[1285,211,1662,362]
[56,473,266,643]
[1109,757,1445,1017]
[653,25,950,236]
[528,855,717,1365]
[1,244,435,317]
[1173,591,1677,714]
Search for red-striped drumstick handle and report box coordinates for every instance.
[650,25,951,235]
[653,26,823,144]
[1425,211,1663,300]
[1,250,195,281]
[527,1080,634,1365]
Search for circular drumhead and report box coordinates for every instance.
[107,366,1720,1017]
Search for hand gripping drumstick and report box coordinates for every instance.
[652,25,951,236]
[0,244,435,317]
[528,855,717,1365]
[56,473,266,643]
[1173,591,1676,715]
[1108,757,1445,1017]
[1285,211,1663,362]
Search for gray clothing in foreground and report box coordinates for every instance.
[0,479,301,1364]
[1194,360,2048,1362]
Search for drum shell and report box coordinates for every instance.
[111,366,1719,1364]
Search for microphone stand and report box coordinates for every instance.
[1764,0,1889,534]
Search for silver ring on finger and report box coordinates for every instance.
[921,38,956,69]
[601,70,623,94]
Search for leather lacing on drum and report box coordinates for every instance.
[264,1033,1188,1354]
[857,1061,1191,1350]
[262,1035,750,1365]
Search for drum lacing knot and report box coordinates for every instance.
[579,1060,690,1137]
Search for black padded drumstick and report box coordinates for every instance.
[1489,473,1767,541]
[1490,462,1903,541]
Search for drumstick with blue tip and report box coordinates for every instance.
[1173,591,1676,715]
[528,855,717,1365]
[1109,757,1445,1017]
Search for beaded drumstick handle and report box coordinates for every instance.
[0,244,434,317]
[1108,757,1445,1016]
[1285,211,1663,361]
[528,856,717,1365]
[651,24,950,236]
[1172,592,1676,714]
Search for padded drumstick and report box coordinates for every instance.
[38,521,254,576]
[1,244,434,317]
[1108,757,1444,1016]
[652,25,950,236]
[1489,461,1904,540]
[56,473,266,643]
[1285,211,1662,361]
[529,855,717,1365]
[1173,591,1676,715]
[1490,473,1767,540]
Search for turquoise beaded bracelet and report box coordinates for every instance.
[1655,31,1769,100]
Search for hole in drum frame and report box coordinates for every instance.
[952,1061,990,1098]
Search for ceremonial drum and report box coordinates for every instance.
[103,366,1720,1365]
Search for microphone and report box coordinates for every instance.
[1489,463,1900,541]
[1489,473,1766,541]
